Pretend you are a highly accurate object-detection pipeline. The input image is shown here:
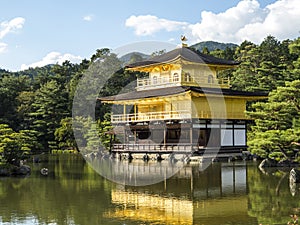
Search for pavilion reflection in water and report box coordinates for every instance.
[97,160,258,224]
[85,155,186,186]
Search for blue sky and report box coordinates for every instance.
[0,0,299,71]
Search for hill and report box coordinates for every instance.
[190,41,238,52]
[119,42,237,65]
[119,52,149,64]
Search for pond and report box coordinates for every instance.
[0,154,299,225]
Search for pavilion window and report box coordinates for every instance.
[173,73,179,82]
[184,72,191,82]
[152,76,158,84]
[208,75,214,84]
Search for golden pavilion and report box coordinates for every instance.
[100,46,266,157]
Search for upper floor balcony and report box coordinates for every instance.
[136,74,230,91]
[110,110,247,124]
[111,110,191,123]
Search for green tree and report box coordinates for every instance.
[0,75,31,129]
[16,91,36,130]
[0,124,39,165]
[248,80,300,161]
[71,115,113,153]
[202,47,210,55]
[54,117,78,151]
[84,115,113,152]
[91,48,111,62]
[98,113,113,151]
[151,49,166,57]
[231,36,295,92]
[248,129,298,160]
[29,65,55,90]
[288,37,300,81]
[29,80,69,151]
[19,129,42,154]
[255,36,290,90]
[69,59,90,103]
[231,41,260,91]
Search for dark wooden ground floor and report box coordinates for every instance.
[109,119,248,156]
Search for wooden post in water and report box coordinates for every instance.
[163,127,167,149]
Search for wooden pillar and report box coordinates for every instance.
[163,127,167,149]
[190,125,193,151]
[190,168,193,193]
[124,128,126,144]
[109,134,113,153]
[245,121,247,147]
[134,104,137,121]
[123,104,126,113]
[123,104,126,120]
[232,120,235,147]
[233,165,236,193]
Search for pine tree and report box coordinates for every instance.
[231,41,260,91]
[54,117,78,151]
[29,80,69,151]
[0,75,31,129]
[248,80,300,161]
[0,124,39,165]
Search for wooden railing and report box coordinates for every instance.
[137,77,175,86]
[112,143,196,153]
[111,110,247,123]
[136,77,230,90]
[111,110,191,123]
[196,111,246,119]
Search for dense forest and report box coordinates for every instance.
[0,35,300,165]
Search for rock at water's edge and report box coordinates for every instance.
[0,167,10,176]
[290,168,300,183]
[259,158,299,169]
[11,165,31,176]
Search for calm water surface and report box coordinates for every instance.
[0,154,299,225]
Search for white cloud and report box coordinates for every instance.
[83,15,94,22]
[189,0,269,43]
[0,42,8,53]
[125,15,188,36]
[126,0,300,44]
[21,52,83,70]
[168,38,175,42]
[248,0,300,42]
[0,17,25,54]
[0,17,25,39]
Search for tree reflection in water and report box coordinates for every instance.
[0,155,299,225]
[248,166,300,225]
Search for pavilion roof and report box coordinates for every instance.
[126,47,240,69]
[99,86,267,102]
